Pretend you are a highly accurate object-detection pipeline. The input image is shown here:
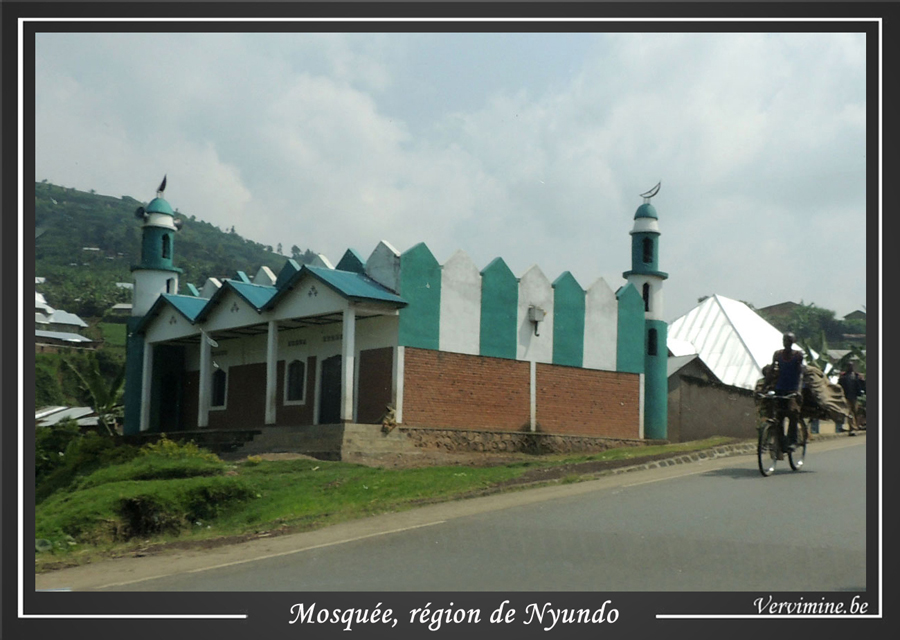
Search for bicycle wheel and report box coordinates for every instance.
[758,423,779,477]
[789,419,808,471]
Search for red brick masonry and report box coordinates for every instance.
[402,347,640,438]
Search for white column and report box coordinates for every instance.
[265,320,278,425]
[394,346,405,424]
[638,372,646,439]
[530,360,537,432]
[341,305,356,422]
[140,340,153,432]
[198,333,211,428]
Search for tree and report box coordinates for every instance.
[63,355,125,436]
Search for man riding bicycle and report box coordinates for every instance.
[766,332,805,455]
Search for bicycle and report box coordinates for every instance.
[755,391,808,477]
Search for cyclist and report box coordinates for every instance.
[767,332,805,455]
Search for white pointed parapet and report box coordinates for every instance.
[584,277,618,370]
[200,277,222,299]
[310,253,334,269]
[365,240,401,292]
[439,249,482,355]
[254,265,277,287]
[517,264,553,363]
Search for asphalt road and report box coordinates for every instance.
[37,437,868,592]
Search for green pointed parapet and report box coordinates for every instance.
[552,271,585,367]
[336,248,366,273]
[275,259,302,290]
[479,257,518,359]
[616,283,645,374]
[398,243,441,350]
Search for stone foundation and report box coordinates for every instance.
[398,426,652,456]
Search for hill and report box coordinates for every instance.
[35,180,318,299]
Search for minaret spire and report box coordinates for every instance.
[623,183,668,440]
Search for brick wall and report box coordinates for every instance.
[402,348,531,430]
[402,348,640,438]
[536,363,640,438]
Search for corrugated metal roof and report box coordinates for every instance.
[306,266,406,305]
[668,294,791,390]
[227,280,277,309]
[36,406,95,426]
[35,330,93,343]
[47,310,88,328]
[161,294,208,321]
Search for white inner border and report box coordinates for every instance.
[18,14,882,622]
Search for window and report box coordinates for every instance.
[162,234,171,259]
[648,328,658,356]
[285,359,306,403]
[642,237,653,264]
[642,283,651,312]
[166,278,174,294]
[211,368,227,408]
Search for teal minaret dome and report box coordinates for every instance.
[623,182,668,440]
[130,175,184,316]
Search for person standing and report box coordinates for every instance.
[838,362,864,434]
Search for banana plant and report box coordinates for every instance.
[63,355,125,436]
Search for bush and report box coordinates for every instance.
[35,475,254,546]
[35,433,139,503]
[35,418,82,482]
[139,436,221,463]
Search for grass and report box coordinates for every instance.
[34,436,735,571]
[98,322,127,348]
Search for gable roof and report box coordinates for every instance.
[264,265,406,310]
[668,294,790,390]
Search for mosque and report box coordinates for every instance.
[123,181,669,454]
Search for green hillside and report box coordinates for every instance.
[35,180,318,297]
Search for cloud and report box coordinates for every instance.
[34,30,867,320]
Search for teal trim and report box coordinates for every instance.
[136,226,181,272]
[145,197,175,215]
[479,258,518,359]
[236,271,251,284]
[634,203,658,219]
[275,259,302,289]
[398,243,441,349]
[123,317,145,436]
[552,272,585,367]
[336,249,366,273]
[643,319,668,439]
[615,284,644,373]
[186,283,200,296]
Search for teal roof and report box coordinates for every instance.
[134,293,207,334]
[266,265,407,309]
[145,197,175,216]
[194,279,277,322]
[227,280,278,309]
[306,266,407,305]
[634,203,658,219]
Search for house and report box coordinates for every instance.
[666,294,826,441]
[122,181,671,458]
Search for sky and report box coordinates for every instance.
[33,28,869,322]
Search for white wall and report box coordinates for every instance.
[583,277,619,371]
[517,265,554,363]
[439,250,481,355]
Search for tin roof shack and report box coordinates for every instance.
[667,354,756,442]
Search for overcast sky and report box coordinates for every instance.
[34,29,868,322]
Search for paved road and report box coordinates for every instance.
[37,437,868,592]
